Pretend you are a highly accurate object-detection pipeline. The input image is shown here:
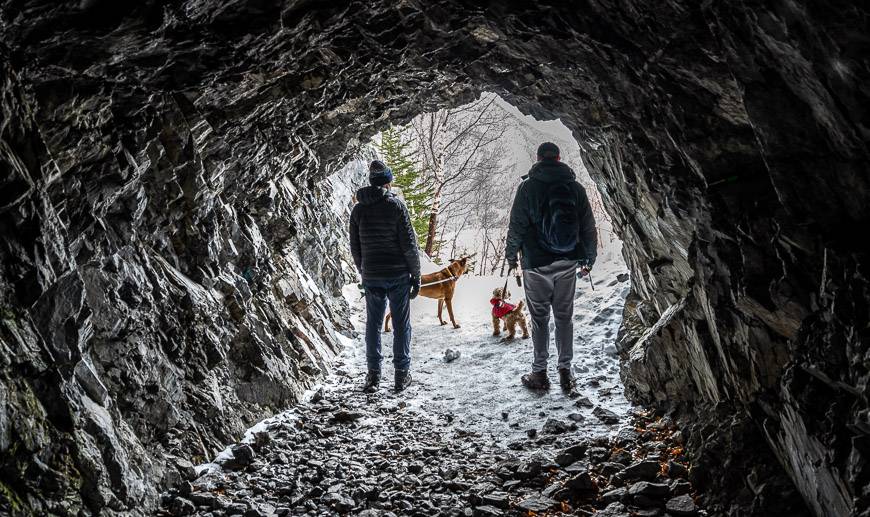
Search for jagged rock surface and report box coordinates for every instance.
[161,365,700,517]
[0,4,361,513]
[1,1,868,516]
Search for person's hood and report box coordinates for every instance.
[356,185,391,205]
[527,160,576,183]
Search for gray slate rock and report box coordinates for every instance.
[481,491,509,509]
[555,452,576,467]
[168,497,195,516]
[542,418,575,434]
[226,502,248,515]
[628,481,670,498]
[666,494,699,516]
[189,492,218,508]
[566,471,596,493]
[220,444,256,470]
[473,506,504,517]
[574,397,594,408]
[516,495,559,512]
[621,460,661,481]
[594,502,630,516]
[601,486,628,504]
[333,410,365,423]
[667,460,689,479]
[593,406,620,425]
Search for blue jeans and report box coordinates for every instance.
[363,275,412,372]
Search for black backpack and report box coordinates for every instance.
[537,182,578,254]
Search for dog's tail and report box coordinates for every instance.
[513,300,524,312]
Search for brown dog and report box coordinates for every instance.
[490,287,529,341]
[385,255,472,331]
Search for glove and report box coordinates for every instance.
[507,258,518,272]
[410,275,421,299]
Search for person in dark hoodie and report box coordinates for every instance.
[350,160,421,393]
[505,142,597,391]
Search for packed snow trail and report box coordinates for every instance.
[337,260,632,445]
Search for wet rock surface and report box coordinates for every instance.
[0,32,362,516]
[1,0,867,515]
[159,368,703,517]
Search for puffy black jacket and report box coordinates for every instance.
[505,160,597,270]
[350,186,421,281]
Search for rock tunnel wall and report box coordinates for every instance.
[1,1,868,515]
[0,5,361,511]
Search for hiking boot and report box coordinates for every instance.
[521,371,550,390]
[363,371,380,393]
[558,368,576,391]
[394,369,412,392]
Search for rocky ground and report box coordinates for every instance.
[158,374,702,517]
[158,268,705,516]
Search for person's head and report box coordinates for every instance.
[368,160,393,188]
[536,142,560,162]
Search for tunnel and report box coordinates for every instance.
[1,1,868,516]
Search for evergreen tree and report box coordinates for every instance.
[378,127,434,250]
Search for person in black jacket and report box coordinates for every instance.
[505,142,597,391]
[350,160,421,392]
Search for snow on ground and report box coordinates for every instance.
[337,255,632,447]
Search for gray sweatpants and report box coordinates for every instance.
[523,259,578,372]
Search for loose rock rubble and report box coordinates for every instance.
[160,374,703,516]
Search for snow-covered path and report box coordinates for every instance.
[338,259,632,445]
[170,260,711,516]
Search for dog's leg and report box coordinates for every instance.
[445,297,460,329]
[507,317,516,340]
[519,316,529,339]
[492,314,501,336]
[384,312,392,333]
[499,317,513,342]
[438,299,447,326]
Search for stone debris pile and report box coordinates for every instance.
[160,374,702,517]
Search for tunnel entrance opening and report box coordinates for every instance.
[327,92,632,444]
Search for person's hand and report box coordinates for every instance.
[410,275,421,299]
[577,266,591,278]
[507,258,518,272]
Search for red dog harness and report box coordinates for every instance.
[490,298,517,319]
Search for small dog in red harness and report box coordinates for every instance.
[490,287,530,341]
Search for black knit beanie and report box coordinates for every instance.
[537,142,560,161]
[368,160,394,186]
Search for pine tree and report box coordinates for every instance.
[377,127,434,250]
